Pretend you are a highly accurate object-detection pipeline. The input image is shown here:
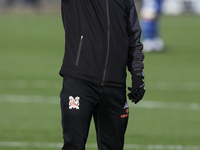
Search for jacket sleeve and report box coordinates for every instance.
[127,0,144,75]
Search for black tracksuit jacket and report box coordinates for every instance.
[60,0,144,87]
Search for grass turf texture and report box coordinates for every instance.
[0,14,200,149]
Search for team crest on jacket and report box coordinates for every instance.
[69,96,80,109]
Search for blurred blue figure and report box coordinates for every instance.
[141,0,164,52]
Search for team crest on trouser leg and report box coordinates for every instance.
[69,96,80,109]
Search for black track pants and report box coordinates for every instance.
[60,77,129,150]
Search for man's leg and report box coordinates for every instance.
[93,87,129,150]
[60,77,99,150]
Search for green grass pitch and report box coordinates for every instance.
[0,14,200,150]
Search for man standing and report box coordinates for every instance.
[140,0,164,52]
[59,0,145,149]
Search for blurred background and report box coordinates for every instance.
[0,0,60,14]
[0,0,200,150]
[1,0,200,15]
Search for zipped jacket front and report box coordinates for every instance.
[60,0,144,87]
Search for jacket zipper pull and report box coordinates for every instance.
[75,35,84,66]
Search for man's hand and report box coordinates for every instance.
[128,74,145,104]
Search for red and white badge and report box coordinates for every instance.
[69,96,80,109]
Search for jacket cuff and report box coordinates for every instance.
[131,71,144,79]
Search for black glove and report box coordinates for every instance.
[128,73,145,104]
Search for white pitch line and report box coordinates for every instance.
[0,94,59,104]
[1,79,200,91]
[0,141,62,148]
[135,100,200,111]
[0,94,200,111]
[0,142,200,150]
[124,144,200,150]
[0,79,61,89]
[147,81,200,91]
